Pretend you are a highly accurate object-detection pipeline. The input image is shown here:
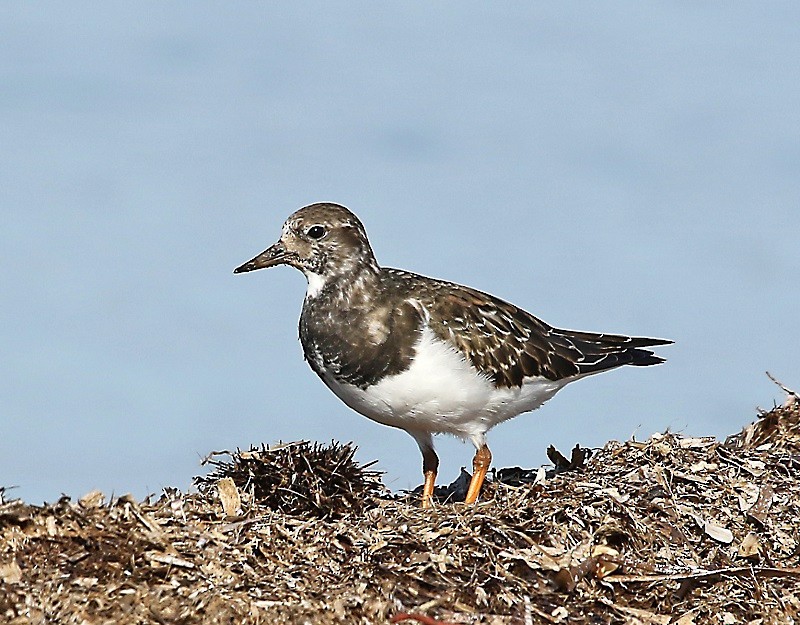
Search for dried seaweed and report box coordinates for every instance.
[726,374,800,454]
[194,441,386,518]
[2,389,800,624]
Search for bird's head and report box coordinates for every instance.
[234,203,379,291]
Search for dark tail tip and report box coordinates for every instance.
[629,349,668,367]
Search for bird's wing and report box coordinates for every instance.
[420,282,671,388]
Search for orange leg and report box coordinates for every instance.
[419,444,439,509]
[421,470,437,509]
[464,445,492,504]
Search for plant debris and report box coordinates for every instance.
[194,440,385,518]
[725,373,800,454]
[2,387,800,624]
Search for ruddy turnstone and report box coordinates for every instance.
[235,203,671,507]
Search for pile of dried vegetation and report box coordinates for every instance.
[2,385,799,624]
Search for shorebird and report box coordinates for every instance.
[235,202,671,506]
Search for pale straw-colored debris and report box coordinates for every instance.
[1,385,799,623]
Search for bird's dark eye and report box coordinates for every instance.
[306,225,326,240]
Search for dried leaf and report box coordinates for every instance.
[673,611,697,625]
[591,545,621,578]
[146,552,195,569]
[738,532,760,558]
[704,521,734,544]
[79,489,105,508]
[612,605,671,624]
[746,484,774,526]
[217,477,242,517]
[0,559,21,583]
[678,437,716,449]
[598,487,629,504]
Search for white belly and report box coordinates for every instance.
[320,327,571,444]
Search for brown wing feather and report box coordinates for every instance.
[412,278,670,388]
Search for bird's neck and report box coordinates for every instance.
[303,262,381,304]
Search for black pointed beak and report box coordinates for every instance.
[233,242,288,274]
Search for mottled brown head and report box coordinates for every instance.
[234,203,379,284]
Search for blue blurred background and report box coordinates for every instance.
[2,3,798,504]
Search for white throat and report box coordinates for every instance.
[305,272,327,299]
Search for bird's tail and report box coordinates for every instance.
[554,329,673,375]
